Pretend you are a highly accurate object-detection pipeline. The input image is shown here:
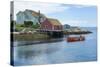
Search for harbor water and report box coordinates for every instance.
[13,27,97,66]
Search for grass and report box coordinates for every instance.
[15,23,40,32]
[15,24,25,31]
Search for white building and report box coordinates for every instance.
[16,9,46,24]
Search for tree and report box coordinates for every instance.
[24,21,33,27]
[32,23,40,29]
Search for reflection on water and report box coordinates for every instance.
[13,38,63,47]
[13,28,97,66]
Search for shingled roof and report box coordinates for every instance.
[32,10,46,17]
[48,18,62,26]
[32,11,39,16]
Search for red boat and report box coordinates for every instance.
[67,35,85,42]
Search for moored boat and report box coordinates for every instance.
[67,35,85,42]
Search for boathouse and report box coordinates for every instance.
[40,18,63,38]
[40,18,62,31]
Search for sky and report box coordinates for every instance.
[14,1,97,27]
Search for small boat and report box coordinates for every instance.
[67,35,85,42]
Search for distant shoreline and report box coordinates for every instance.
[63,31,92,35]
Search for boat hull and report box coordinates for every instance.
[67,36,85,42]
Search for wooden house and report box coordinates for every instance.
[40,18,63,31]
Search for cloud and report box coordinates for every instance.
[73,5,94,8]
[14,1,70,20]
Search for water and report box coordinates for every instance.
[13,27,97,66]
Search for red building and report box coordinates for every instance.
[40,18,63,31]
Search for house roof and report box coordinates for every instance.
[16,11,23,15]
[32,10,46,17]
[32,11,39,16]
[48,18,62,26]
[16,9,46,17]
